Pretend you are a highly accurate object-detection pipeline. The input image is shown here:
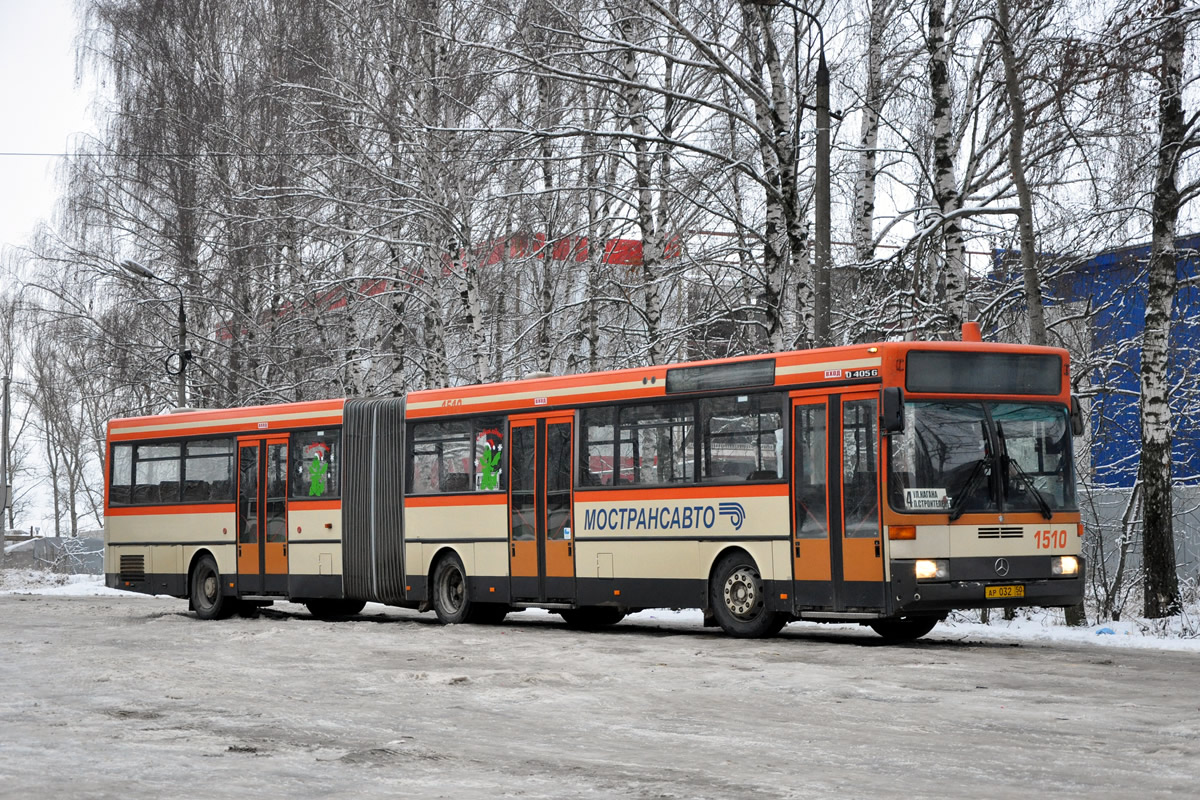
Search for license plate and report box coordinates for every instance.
[986,585,1024,599]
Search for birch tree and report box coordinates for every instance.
[1137,0,1190,618]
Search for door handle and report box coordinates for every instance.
[511,544,516,557]
[874,539,881,557]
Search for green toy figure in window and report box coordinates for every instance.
[309,456,328,496]
[479,441,502,491]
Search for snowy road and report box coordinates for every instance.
[1,595,1197,799]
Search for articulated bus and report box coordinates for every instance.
[104,326,1084,641]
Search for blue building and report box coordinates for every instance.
[1034,234,1200,488]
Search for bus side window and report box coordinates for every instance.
[134,443,181,504]
[183,438,234,502]
[699,393,784,482]
[579,407,617,486]
[109,444,133,505]
[618,401,694,485]
[291,430,341,499]
[408,421,470,494]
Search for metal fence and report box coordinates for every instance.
[1,536,104,574]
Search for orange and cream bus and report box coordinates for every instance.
[104,326,1084,641]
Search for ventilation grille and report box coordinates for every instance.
[119,554,146,582]
[977,526,1023,540]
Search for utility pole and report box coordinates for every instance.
[2,373,10,539]
[748,0,833,347]
[814,48,832,347]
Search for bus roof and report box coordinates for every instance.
[107,398,345,442]
[106,337,1070,437]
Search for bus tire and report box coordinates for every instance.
[869,615,940,643]
[710,553,784,638]
[559,607,626,630]
[190,555,233,620]
[306,599,367,619]
[431,553,472,624]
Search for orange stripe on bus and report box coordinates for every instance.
[403,494,509,507]
[576,484,788,502]
[108,414,345,441]
[108,398,345,428]
[288,500,342,511]
[105,503,237,516]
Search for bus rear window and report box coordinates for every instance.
[906,351,1061,395]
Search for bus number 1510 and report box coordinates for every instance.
[1035,529,1068,549]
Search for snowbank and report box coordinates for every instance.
[0,569,129,597]
[3,568,1197,651]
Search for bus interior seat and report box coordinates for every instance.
[209,480,231,500]
[443,472,470,492]
[182,480,210,501]
[158,481,180,502]
[746,469,778,481]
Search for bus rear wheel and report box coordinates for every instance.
[869,615,940,643]
[432,554,472,624]
[306,599,367,619]
[190,555,233,620]
[710,553,784,638]
[559,607,626,630]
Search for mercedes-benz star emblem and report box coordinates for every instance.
[994,558,1011,577]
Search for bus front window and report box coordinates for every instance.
[889,401,1076,515]
[992,403,1076,513]
[889,402,997,515]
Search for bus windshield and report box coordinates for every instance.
[888,401,1075,517]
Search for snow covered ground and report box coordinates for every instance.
[2,568,1198,798]
[3,568,1197,652]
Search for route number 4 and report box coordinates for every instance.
[1035,529,1068,549]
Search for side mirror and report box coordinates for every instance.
[882,387,905,433]
[1070,396,1085,437]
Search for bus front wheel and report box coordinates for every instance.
[190,555,233,620]
[431,554,472,624]
[710,553,784,638]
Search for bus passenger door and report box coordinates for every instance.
[837,393,885,609]
[508,413,576,603]
[237,435,289,596]
[237,441,263,594]
[262,438,289,594]
[792,399,834,607]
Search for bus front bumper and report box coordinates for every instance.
[889,556,1085,615]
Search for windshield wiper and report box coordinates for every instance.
[1006,456,1054,520]
[949,457,989,522]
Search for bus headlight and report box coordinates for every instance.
[1051,556,1079,576]
[915,559,949,581]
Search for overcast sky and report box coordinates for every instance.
[0,0,95,256]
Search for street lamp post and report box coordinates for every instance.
[119,259,190,408]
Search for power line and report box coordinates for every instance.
[0,151,389,158]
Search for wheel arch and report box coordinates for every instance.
[703,546,758,608]
[186,548,227,601]
[426,544,469,588]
